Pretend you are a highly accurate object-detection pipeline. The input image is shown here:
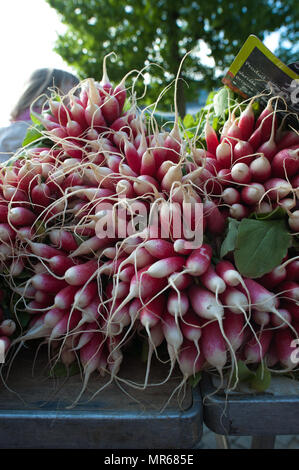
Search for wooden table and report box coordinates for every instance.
[200,372,299,449]
[0,345,202,449]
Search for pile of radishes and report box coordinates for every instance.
[0,288,16,359]
[195,96,299,230]
[0,59,298,405]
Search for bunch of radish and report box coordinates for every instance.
[193,96,299,232]
[0,58,298,405]
[0,288,16,359]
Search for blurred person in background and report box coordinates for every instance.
[0,68,79,163]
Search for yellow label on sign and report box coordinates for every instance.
[222,35,299,117]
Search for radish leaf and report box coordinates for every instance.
[234,218,291,278]
[250,363,271,392]
[220,218,240,258]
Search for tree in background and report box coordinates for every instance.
[47,0,298,117]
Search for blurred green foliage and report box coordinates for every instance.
[47,0,297,117]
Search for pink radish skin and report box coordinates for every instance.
[74,282,98,309]
[241,183,265,206]
[255,100,276,140]
[50,310,82,342]
[265,343,279,368]
[168,272,193,290]
[28,242,62,259]
[201,320,227,372]
[0,223,16,242]
[128,298,142,322]
[44,308,67,328]
[124,140,141,175]
[286,259,299,282]
[242,278,279,313]
[71,324,99,352]
[71,334,104,407]
[0,205,8,223]
[70,236,111,257]
[205,121,219,156]
[180,310,202,343]
[223,310,245,352]
[215,261,242,287]
[233,140,254,165]
[279,198,296,211]
[178,340,206,377]
[277,281,299,301]
[173,239,194,255]
[222,187,241,205]
[237,102,255,140]
[111,282,130,300]
[264,178,292,201]
[31,273,67,293]
[252,310,270,327]
[248,125,263,151]
[249,156,272,183]
[145,256,185,279]
[113,82,127,112]
[279,301,299,321]
[0,320,16,337]
[229,203,249,220]
[101,95,120,124]
[185,244,212,276]
[220,286,249,314]
[127,265,168,302]
[275,328,298,369]
[48,255,77,276]
[140,150,156,176]
[244,329,273,363]
[189,285,224,321]
[277,131,299,151]
[161,311,183,354]
[49,229,78,252]
[231,162,251,184]
[8,207,36,227]
[256,137,277,161]
[288,211,299,232]
[64,260,99,286]
[34,290,54,305]
[272,148,299,179]
[140,295,166,332]
[258,265,287,290]
[54,286,78,310]
[118,265,135,283]
[31,183,52,210]
[271,308,292,329]
[199,264,226,294]
[216,141,232,168]
[167,290,189,318]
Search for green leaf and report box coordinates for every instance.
[22,125,44,147]
[250,363,271,392]
[189,372,202,388]
[183,113,195,128]
[30,113,43,126]
[49,361,80,378]
[249,206,287,221]
[220,218,240,259]
[232,360,256,384]
[234,218,291,278]
[16,311,31,329]
[213,87,233,117]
